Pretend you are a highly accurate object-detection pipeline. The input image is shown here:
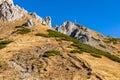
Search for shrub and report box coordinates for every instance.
[67,46,72,48]
[36,29,120,63]
[99,44,106,48]
[0,62,3,67]
[0,45,6,49]
[90,53,102,58]
[71,42,120,63]
[92,37,100,41]
[104,38,120,44]
[0,40,13,49]
[17,28,31,34]
[43,50,61,57]
[35,30,78,42]
[35,33,49,37]
[0,40,13,45]
[70,50,83,54]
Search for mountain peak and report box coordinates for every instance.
[0,0,13,4]
[0,0,24,21]
[0,1,120,80]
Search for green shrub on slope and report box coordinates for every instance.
[36,29,120,63]
[43,50,61,57]
[0,40,13,49]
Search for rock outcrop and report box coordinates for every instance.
[0,0,24,21]
[29,12,43,23]
[55,21,103,46]
[55,21,91,43]
[29,13,52,28]
[22,19,34,27]
[44,16,52,28]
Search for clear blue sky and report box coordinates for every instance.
[14,0,120,37]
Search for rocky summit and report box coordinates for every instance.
[55,21,104,47]
[0,0,24,21]
[0,0,120,80]
[55,21,91,43]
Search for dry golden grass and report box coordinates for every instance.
[78,53,120,80]
[0,13,120,80]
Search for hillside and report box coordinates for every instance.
[0,0,120,80]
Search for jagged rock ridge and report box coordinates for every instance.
[29,12,52,28]
[0,0,120,80]
[55,21,102,46]
[0,0,24,21]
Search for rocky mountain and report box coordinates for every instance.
[0,0,24,21]
[0,0,120,80]
[55,21,96,44]
[29,13,52,28]
[54,21,115,52]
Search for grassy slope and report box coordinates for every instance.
[0,13,120,79]
[36,30,120,63]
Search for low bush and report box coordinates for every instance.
[67,46,72,48]
[35,33,49,37]
[0,40,13,49]
[99,44,106,48]
[0,40,13,45]
[90,53,102,58]
[35,30,78,42]
[36,29,120,63]
[104,38,120,44]
[0,45,6,49]
[17,28,31,34]
[71,42,120,63]
[43,50,61,57]
[70,50,83,54]
[0,62,3,67]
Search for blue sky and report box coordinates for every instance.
[14,0,120,37]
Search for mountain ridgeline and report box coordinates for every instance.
[0,0,120,80]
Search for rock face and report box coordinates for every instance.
[0,0,23,21]
[55,21,101,46]
[22,19,34,27]
[44,16,52,28]
[29,13,52,28]
[29,12,43,23]
[55,21,90,43]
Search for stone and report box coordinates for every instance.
[22,19,34,27]
[0,0,24,21]
[29,13,52,28]
[54,21,95,45]
[44,16,52,28]
[29,12,43,23]
[54,21,106,47]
